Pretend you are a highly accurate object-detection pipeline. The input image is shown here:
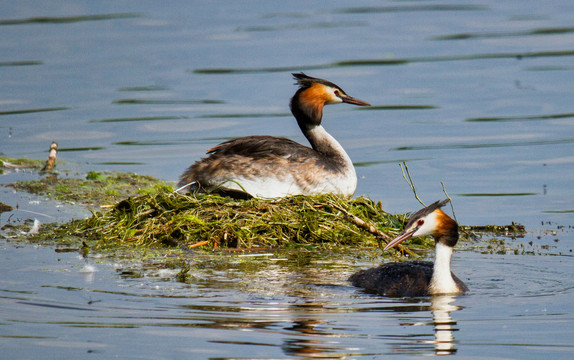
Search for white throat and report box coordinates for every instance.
[305,125,356,196]
[306,125,354,168]
[429,242,458,295]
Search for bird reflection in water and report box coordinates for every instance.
[430,295,462,355]
[382,296,464,356]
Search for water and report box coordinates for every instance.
[1,239,573,359]
[1,0,574,358]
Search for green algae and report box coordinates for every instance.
[0,156,45,173]
[6,171,171,207]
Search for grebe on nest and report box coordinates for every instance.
[349,199,468,297]
[177,73,370,198]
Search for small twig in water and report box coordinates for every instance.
[400,161,425,207]
[440,181,458,224]
[329,202,392,242]
[328,202,417,257]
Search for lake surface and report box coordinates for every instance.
[1,0,574,358]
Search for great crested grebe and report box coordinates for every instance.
[349,199,468,297]
[177,73,370,198]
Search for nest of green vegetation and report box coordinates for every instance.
[2,167,527,255]
[6,171,171,207]
[2,162,531,257]
[0,156,45,172]
[66,192,412,252]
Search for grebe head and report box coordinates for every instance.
[384,199,458,251]
[290,73,370,128]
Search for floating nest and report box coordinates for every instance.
[65,192,417,252]
[1,160,528,257]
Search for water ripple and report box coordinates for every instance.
[0,107,68,116]
[0,13,141,26]
[358,105,438,111]
[392,137,574,151]
[113,99,224,105]
[90,116,186,123]
[237,21,365,32]
[466,112,574,122]
[0,61,42,67]
[459,192,537,197]
[431,26,574,41]
[199,112,289,119]
[193,49,574,74]
[330,4,488,14]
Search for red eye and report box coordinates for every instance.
[417,219,424,226]
[334,90,340,97]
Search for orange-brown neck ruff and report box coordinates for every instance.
[433,209,459,248]
[296,83,329,127]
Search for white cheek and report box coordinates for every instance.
[325,89,343,104]
[414,212,439,237]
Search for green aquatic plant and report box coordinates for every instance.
[2,165,529,259]
[67,192,415,252]
[0,156,45,174]
[2,167,421,253]
[6,171,171,206]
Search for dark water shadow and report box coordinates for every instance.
[114,141,179,146]
[262,4,486,19]
[0,107,68,116]
[392,137,574,151]
[358,105,438,111]
[94,162,145,166]
[459,192,538,197]
[199,112,290,119]
[431,26,574,41]
[193,49,574,74]
[0,61,42,67]
[329,4,487,14]
[90,116,187,123]
[58,147,105,152]
[0,13,141,26]
[113,99,224,105]
[525,65,574,71]
[117,86,170,92]
[237,21,366,32]
[466,112,574,122]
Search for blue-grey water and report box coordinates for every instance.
[1,0,573,358]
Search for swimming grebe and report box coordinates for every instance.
[349,199,468,297]
[177,73,370,198]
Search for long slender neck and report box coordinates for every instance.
[429,242,458,295]
[290,93,350,161]
[303,125,350,160]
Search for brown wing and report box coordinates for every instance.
[177,136,319,189]
[206,135,316,160]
